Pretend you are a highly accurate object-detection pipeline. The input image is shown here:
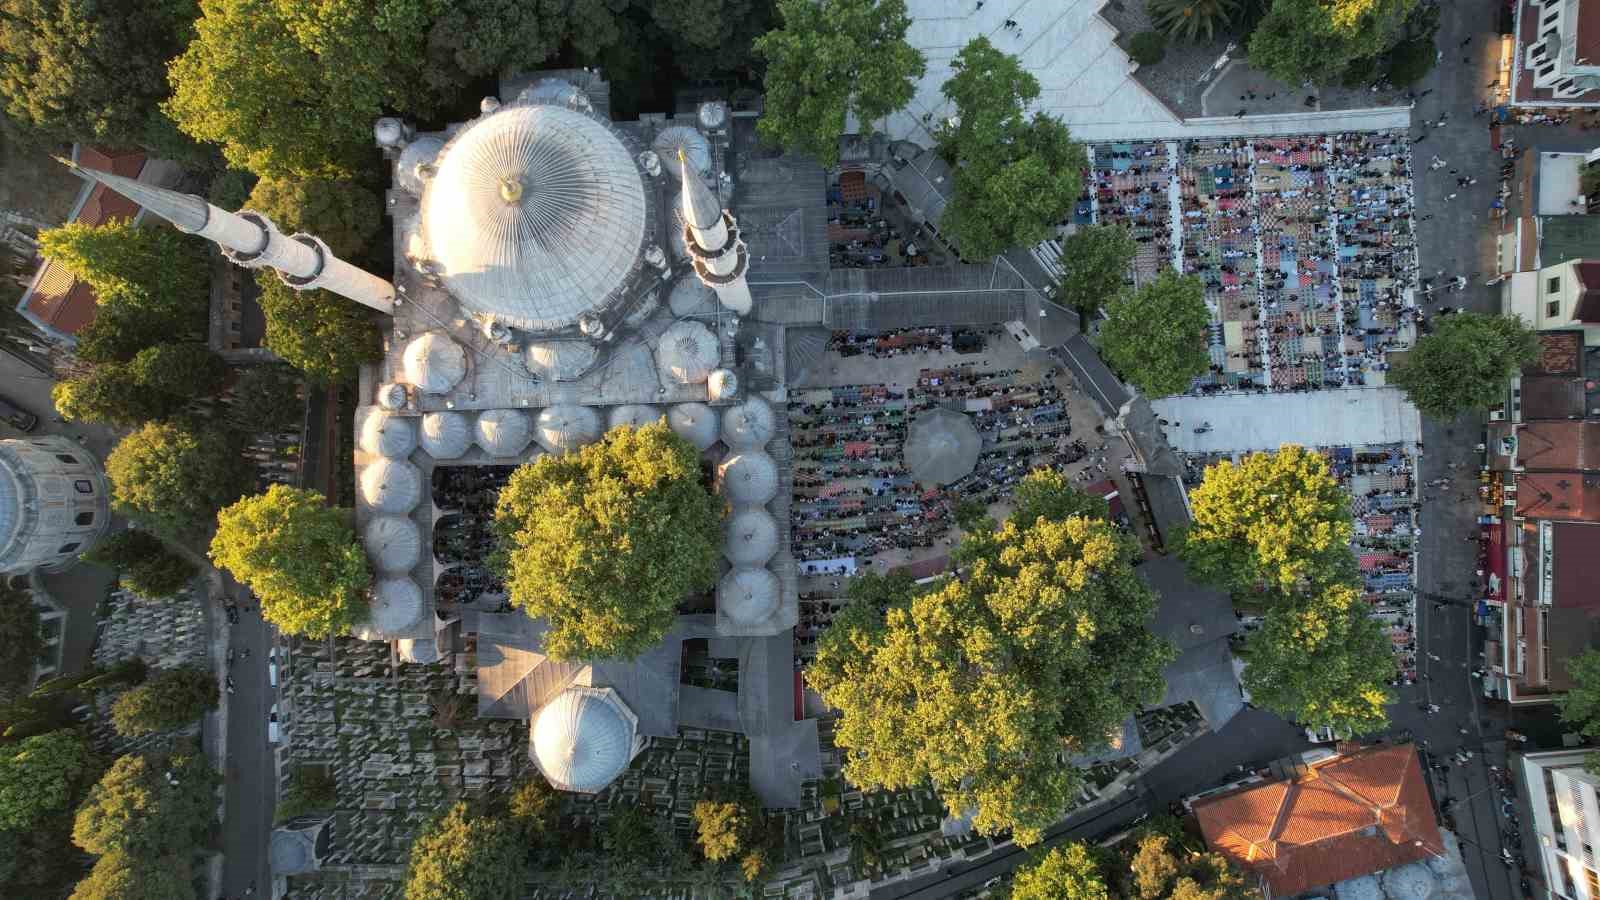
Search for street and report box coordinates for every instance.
[212,578,277,900]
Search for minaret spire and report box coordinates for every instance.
[678,148,752,317]
[61,159,395,315]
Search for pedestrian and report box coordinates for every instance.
[1236,108,1247,118]
[1414,133,1428,144]
[1447,193,1458,201]
[1461,36,1472,48]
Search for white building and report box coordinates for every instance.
[1523,748,1600,898]
[1514,0,1600,106]
[0,435,111,574]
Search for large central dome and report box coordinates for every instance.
[420,102,650,332]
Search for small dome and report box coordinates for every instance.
[475,408,532,457]
[718,451,777,505]
[708,368,738,401]
[376,382,408,410]
[519,78,594,112]
[524,340,599,382]
[397,638,439,664]
[652,126,712,181]
[534,405,602,455]
[622,289,659,330]
[419,411,473,459]
[360,458,422,513]
[667,403,718,451]
[364,515,421,574]
[403,333,468,394]
[368,578,423,634]
[396,136,445,195]
[359,411,418,458]
[668,276,717,317]
[532,687,637,793]
[655,320,719,385]
[720,567,779,625]
[608,404,662,430]
[720,397,774,449]
[270,828,319,876]
[698,101,728,130]
[724,508,778,566]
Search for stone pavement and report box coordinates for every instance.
[1152,389,1423,453]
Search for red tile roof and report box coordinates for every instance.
[1579,1,1600,68]
[1554,522,1600,611]
[1194,744,1444,897]
[1517,421,1600,472]
[1514,471,1600,520]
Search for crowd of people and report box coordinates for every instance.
[1179,140,1266,388]
[431,466,514,607]
[827,326,988,358]
[1089,140,1174,283]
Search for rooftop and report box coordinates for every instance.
[1516,420,1600,471]
[1541,216,1600,268]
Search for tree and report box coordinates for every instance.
[1009,843,1111,900]
[808,470,1174,845]
[1240,582,1393,734]
[938,38,1087,259]
[0,729,92,831]
[1558,649,1600,773]
[0,583,42,698]
[1391,312,1540,420]
[244,176,383,260]
[1010,468,1109,525]
[106,421,251,537]
[753,0,925,167]
[210,484,371,638]
[403,801,525,900]
[1180,445,1354,595]
[1128,31,1168,65]
[0,0,196,148]
[68,849,192,900]
[226,365,305,433]
[1147,0,1241,42]
[82,530,199,600]
[53,365,183,427]
[505,776,560,849]
[36,222,209,353]
[72,750,217,859]
[493,422,721,661]
[648,0,769,80]
[1247,0,1416,85]
[424,0,563,82]
[126,344,228,404]
[256,276,381,384]
[1098,271,1211,398]
[1054,225,1136,316]
[692,788,765,869]
[108,666,218,737]
[1384,35,1436,85]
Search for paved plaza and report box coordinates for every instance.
[1150,388,1422,453]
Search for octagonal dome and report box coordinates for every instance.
[666,402,718,450]
[396,136,445,196]
[475,408,532,457]
[708,368,738,401]
[720,567,779,626]
[532,687,637,793]
[419,103,650,332]
[364,515,422,574]
[403,333,467,394]
[724,508,778,566]
[652,126,712,181]
[655,320,719,385]
[359,411,418,459]
[720,397,774,449]
[608,404,662,430]
[524,340,599,382]
[360,458,422,513]
[668,276,717,317]
[376,382,408,410]
[717,451,777,505]
[419,411,473,459]
[368,577,423,634]
[534,405,601,455]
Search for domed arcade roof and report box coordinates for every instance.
[652,126,711,181]
[419,411,473,459]
[721,397,774,449]
[608,404,661,430]
[359,458,422,513]
[655,320,719,385]
[419,102,651,332]
[724,508,778,566]
[359,411,418,459]
[402,333,467,394]
[475,408,532,457]
[534,405,601,455]
[720,567,779,626]
[364,515,422,575]
[717,451,777,506]
[369,577,423,634]
[524,340,598,382]
[666,403,718,450]
[532,686,638,793]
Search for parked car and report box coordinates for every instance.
[268,703,280,744]
[268,648,279,688]
[0,395,38,432]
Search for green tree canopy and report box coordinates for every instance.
[403,801,525,900]
[225,365,305,433]
[52,365,174,428]
[753,0,925,167]
[505,776,560,850]
[493,421,721,661]
[0,729,92,831]
[1247,0,1417,85]
[1009,843,1112,900]
[1240,582,1394,734]
[244,176,383,260]
[1054,225,1136,315]
[210,484,371,638]
[106,421,251,537]
[1148,0,1241,42]
[1391,312,1540,420]
[0,583,43,698]
[423,0,562,81]
[1558,649,1600,773]
[0,0,196,148]
[1180,445,1354,595]
[1120,831,1255,900]
[72,750,217,859]
[256,276,381,384]
[108,666,218,738]
[68,849,192,900]
[692,787,766,871]
[127,343,228,403]
[937,37,1086,259]
[1098,271,1211,398]
[82,530,199,600]
[808,470,1174,845]
[648,0,769,80]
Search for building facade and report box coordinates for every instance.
[0,435,111,575]
[1512,0,1600,107]
[1523,749,1600,899]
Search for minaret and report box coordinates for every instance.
[61,160,395,315]
[679,149,752,316]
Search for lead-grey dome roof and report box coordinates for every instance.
[718,452,777,505]
[721,397,774,449]
[360,458,422,513]
[720,567,779,626]
[667,403,718,450]
[369,577,423,634]
[403,333,467,394]
[655,320,719,385]
[534,405,601,455]
[533,687,637,793]
[524,340,598,382]
[608,404,662,430]
[396,136,445,196]
[724,508,778,566]
[475,408,532,457]
[270,828,319,876]
[652,126,711,181]
[364,515,422,574]
[359,411,418,459]
[419,411,472,459]
[419,102,650,332]
[668,276,717,317]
